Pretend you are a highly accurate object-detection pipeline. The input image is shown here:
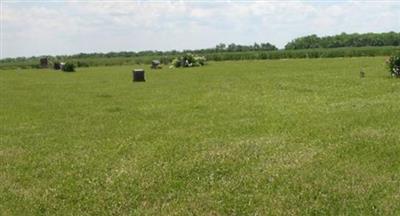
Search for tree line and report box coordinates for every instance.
[0,32,399,66]
[285,32,400,49]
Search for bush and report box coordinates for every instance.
[194,55,206,66]
[387,54,400,77]
[62,62,75,72]
[171,58,180,68]
[170,53,206,68]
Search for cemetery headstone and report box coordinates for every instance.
[133,69,145,82]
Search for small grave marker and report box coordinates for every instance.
[40,57,48,68]
[151,60,161,69]
[133,69,145,82]
[54,62,61,70]
[360,68,365,78]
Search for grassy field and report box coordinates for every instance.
[1,57,400,215]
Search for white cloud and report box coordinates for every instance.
[1,0,399,58]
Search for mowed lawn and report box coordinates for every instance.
[1,57,400,215]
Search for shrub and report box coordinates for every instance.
[171,58,180,68]
[194,55,206,66]
[387,54,400,77]
[170,53,207,68]
[62,62,75,72]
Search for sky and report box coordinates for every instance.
[1,0,399,58]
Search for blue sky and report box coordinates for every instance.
[1,0,399,58]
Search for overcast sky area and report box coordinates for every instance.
[1,0,399,58]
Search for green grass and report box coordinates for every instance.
[1,57,400,215]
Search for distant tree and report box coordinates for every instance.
[227,43,237,51]
[285,32,400,50]
[260,43,278,51]
[216,43,226,51]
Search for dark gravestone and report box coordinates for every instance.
[151,60,161,69]
[360,68,365,78]
[40,58,48,68]
[54,62,61,70]
[133,69,145,82]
